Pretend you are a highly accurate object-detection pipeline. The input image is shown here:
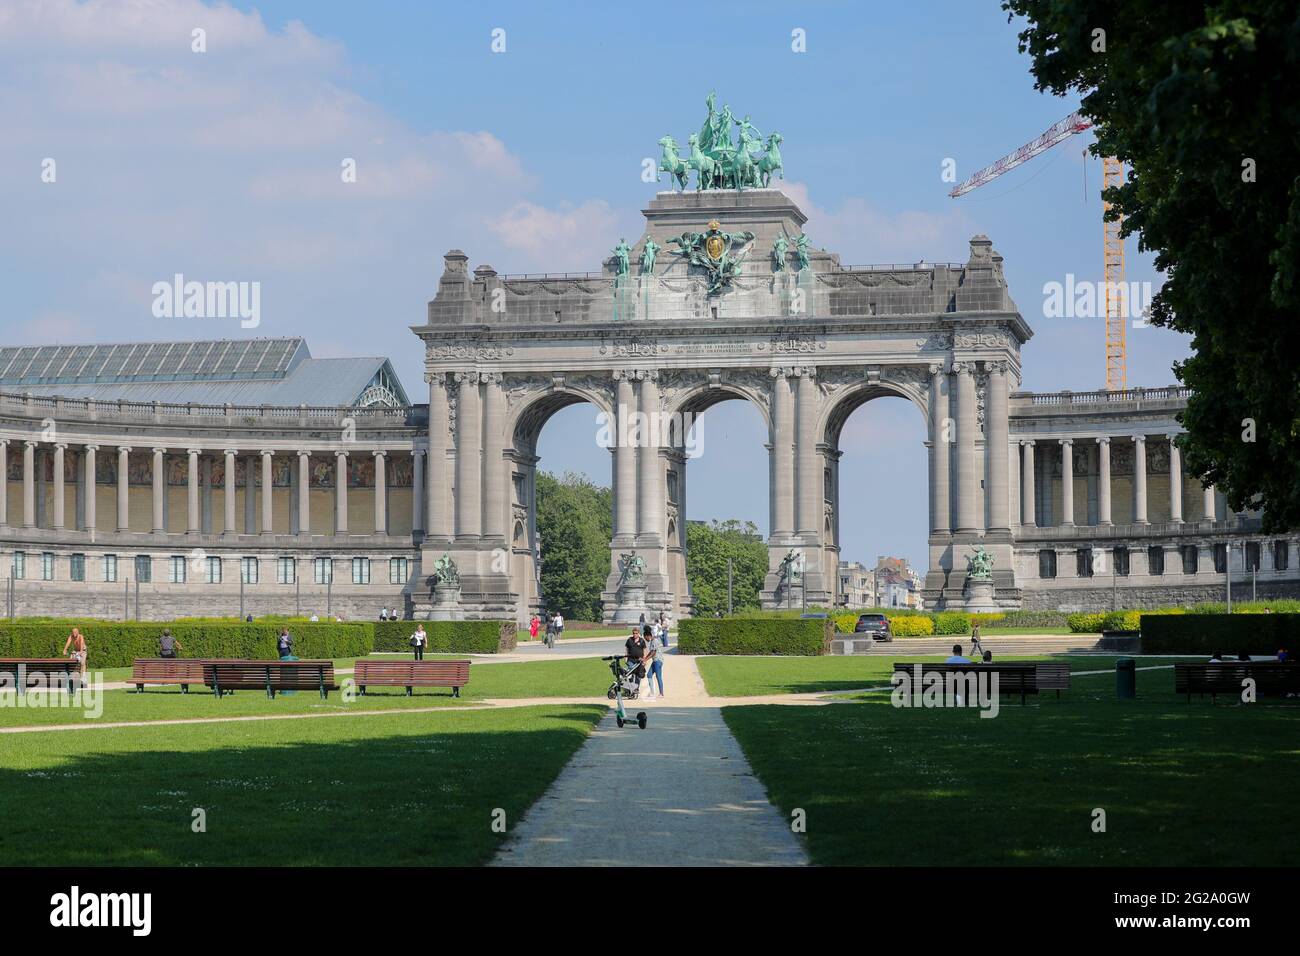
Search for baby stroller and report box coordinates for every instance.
[602,655,647,729]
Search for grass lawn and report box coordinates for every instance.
[695,654,1204,697]
[723,692,1300,866]
[0,704,604,866]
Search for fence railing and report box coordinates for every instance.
[0,391,427,427]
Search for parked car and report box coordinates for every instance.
[853,613,892,641]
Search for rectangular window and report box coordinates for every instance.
[389,557,409,585]
[11,552,25,580]
[169,556,187,584]
[314,557,332,585]
[240,557,259,584]
[1113,546,1130,577]
[1181,545,1198,574]
[1245,542,1261,572]
[102,554,118,583]
[1147,546,1165,576]
[1038,550,1057,579]
[277,556,296,585]
[205,556,222,584]
[352,557,371,585]
[70,553,86,582]
[1076,548,1094,578]
[1213,544,1227,574]
[41,552,54,581]
[134,555,152,583]
[1274,540,1290,572]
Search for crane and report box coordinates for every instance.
[949,111,1128,391]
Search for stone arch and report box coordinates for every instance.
[508,384,615,456]
[663,381,772,446]
[820,379,929,451]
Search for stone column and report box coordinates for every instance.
[1097,437,1112,526]
[614,372,638,542]
[1059,439,1075,526]
[953,362,978,533]
[795,367,820,536]
[22,441,36,528]
[186,449,201,534]
[0,440,7,527]
[481,372,506,541]
[637,371,663,541]
[335,450,349,535]
[83,445,97,532]
[1203,484,1216,522]
[151,448,165,533]
[986,361,1010,533]
[1132,435,1148,524]
[244,453,257,533]
[52,443,66,530]
[1168,435,1183,523]
[260,451,274,535]
[928,364,951,534]
[412,450,425,536]
[373,450,387,534]
[297,450,311,535]
[427,374,451,539]
[115,446,131,532]
[223,449,238,535]
[1020,440,1036,527]
[455,372,481,539]
[770,369,796,539]
[1008,438,1020,529]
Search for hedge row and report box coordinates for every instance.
[0,619,517,668]
[372,620,517,654]
[1139,613,1300,655]
[678,616,833,655]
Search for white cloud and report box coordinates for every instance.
[487,200,623,271]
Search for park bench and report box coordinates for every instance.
[0,658,79,694]
[1174,662,1300,702]
[1035,662,1071,698]
[202,659,338,699]
[892,662,1040,705]
[131,658,206,693]
[354,659,470,697]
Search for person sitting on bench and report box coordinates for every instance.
[944,644,968,664]
[159,629,183,659]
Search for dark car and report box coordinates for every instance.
[853,613,892,641]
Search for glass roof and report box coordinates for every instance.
[0,338,306,386]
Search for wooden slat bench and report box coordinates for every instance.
[1174,662,1300,702]
[1035,662,1071,699]
[892,662,1040,705]
[354,659,470,697]
[202,660,338,699]
[132,659,206,693]
[0,658,79,694]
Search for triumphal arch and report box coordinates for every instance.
[411,97,1031,622]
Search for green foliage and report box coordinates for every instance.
[888,615,935,637]
[1140,613,1300,655]
[535,471,613,622]
[1005,0,1300,529]
[932,612,972,635]
[677,616,832,656]
[0,622,372,669]
[685,519,769,616]
[995,610,1071,629]
[372,620,517,654]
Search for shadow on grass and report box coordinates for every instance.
[723,694,1300,867]
[0,705,604,867]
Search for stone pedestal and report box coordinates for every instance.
[608,583,648,624]
[428,583,463,621]
[963,579,998,613]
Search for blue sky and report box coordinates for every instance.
[0,0,1188,572]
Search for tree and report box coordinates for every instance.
[1004,0,1300,528]
[685,519,769,616]
[535,471,612,621]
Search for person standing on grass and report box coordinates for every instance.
[643,623,665,700]
[158,629,182,659]
[410,624,428,661]
[277,627,293,660]
[62,627,88,683]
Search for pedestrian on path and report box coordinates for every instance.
[411,624,428,661]
[529,615,540,641]
[657,613,670,647]
[643,624,665,699]
[969,623,984,659]
[625,624,647,690]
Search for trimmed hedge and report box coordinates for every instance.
[1140,613,1300,655]
[0,622,372,669]
[0,618,519,668]
[932,612,972,635]
[678,616,832,655]
[889,615,935,636]
[372,620,517,654]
